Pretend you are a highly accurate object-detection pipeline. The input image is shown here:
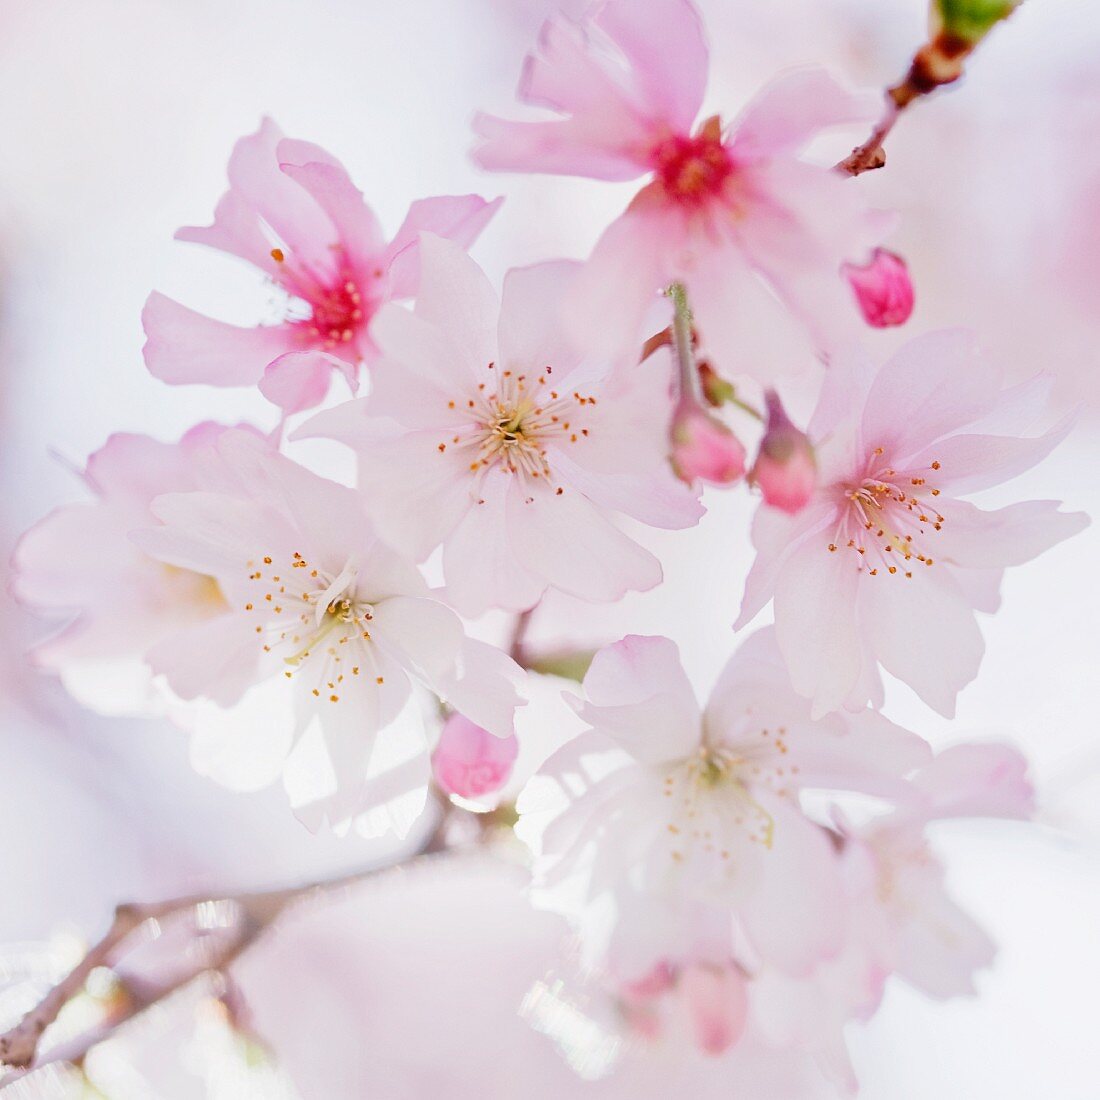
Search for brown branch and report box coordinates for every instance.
[836,32,979,177]
[0,805,453,1080]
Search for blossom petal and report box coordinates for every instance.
[507,481,662,603]
[934,499,1089,569]
[497,260,584,375]
[576,635,701,765]
[142,293,291,387]
[258,350,357,414]
[731,68,880,160]
[385,194,503,299]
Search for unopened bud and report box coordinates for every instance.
[750,391,816,514]
[843,248,915,328]
[670,402,746,486]
[679,964,749,1057]
[431,713,518,800]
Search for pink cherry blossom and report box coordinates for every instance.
[10,423,263,716]
[737,330,1088,718]
[515,629,930,978]
[142,118,501,413]
[836,742,1034,1001]
[300,235,704,617]
[129,429,525,835]
[670,402,746,486]
[431,712,519,802]
[472,0,889,377]
[843,248,915,327]
[750,390,817,513]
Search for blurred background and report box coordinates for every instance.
[0,0,1098,1096]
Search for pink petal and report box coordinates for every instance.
[441,467,546,617]
[861,568,985,718]
[431,638,526,740]
[566,209,671,365]
[506,480,662,603]
[221,118,339,278]
[175,187,278,276]
[142,292,292,387]
[385,194,503,299]
[577,635,701,765]
[730,68,881,160]
[934,498,1088,569]
[497,259,584,376]
[594,0,708,132]
[258,350,357,414]
[412,234,500,378]
[910,742,1035,822]
[276,151,385,273]
[772,531,866,719]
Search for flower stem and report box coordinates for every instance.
[668,282,702,407]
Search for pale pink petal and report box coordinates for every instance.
[257,350,358,413]
[385,194,503,299]
[276,152,385,272]
[893,888,996,999]
[594,0,708,132]
[730,68,881,160]
[142,292,292,387]
[772,533,865,718]
[369,595,466,685]
[576,635,701,765]
[735,501,835,630]
[549,446,705,530]
[441,467,546,616]
[411,234,500,378]
[357,427,475,562]
[900,410,1077,496]
[221,118,338,277]
[933,499,1088,569]
[507,481,662,603]
[145,612,265,707]
[738,795,845,974]
[497,260,584,375]
[175,187,276,275]
[860,569,984,718]
[910,743,1034,823]
[566,209,671,365]
[859,329,997,460]
[686,236,817,384]
[431,638,526,739]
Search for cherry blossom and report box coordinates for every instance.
[670,402,746,486]
[10,423,263,716]
[515,630,930,978]
[737,330,1088,718]
[129,429,524,835]
[142,118,501,413]
[836,742,1034,1003]
[300,235,703,616]
[472,0,890,377]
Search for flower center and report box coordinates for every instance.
[827,450,945,578]
[649,117,733,207]
[243,552,384,702]
[661,730,799,861]
[436,364,597,490]
[270,248,367,351]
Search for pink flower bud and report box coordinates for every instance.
[750,391,816,514]
[843,248,915,328]
[431,713,518,800]
[670,403,746,486]
[678,964,749,1057]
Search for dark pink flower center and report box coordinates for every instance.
[301,278,365,348]
[650,118,733,207]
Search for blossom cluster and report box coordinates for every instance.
[10,0,1085,1092]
